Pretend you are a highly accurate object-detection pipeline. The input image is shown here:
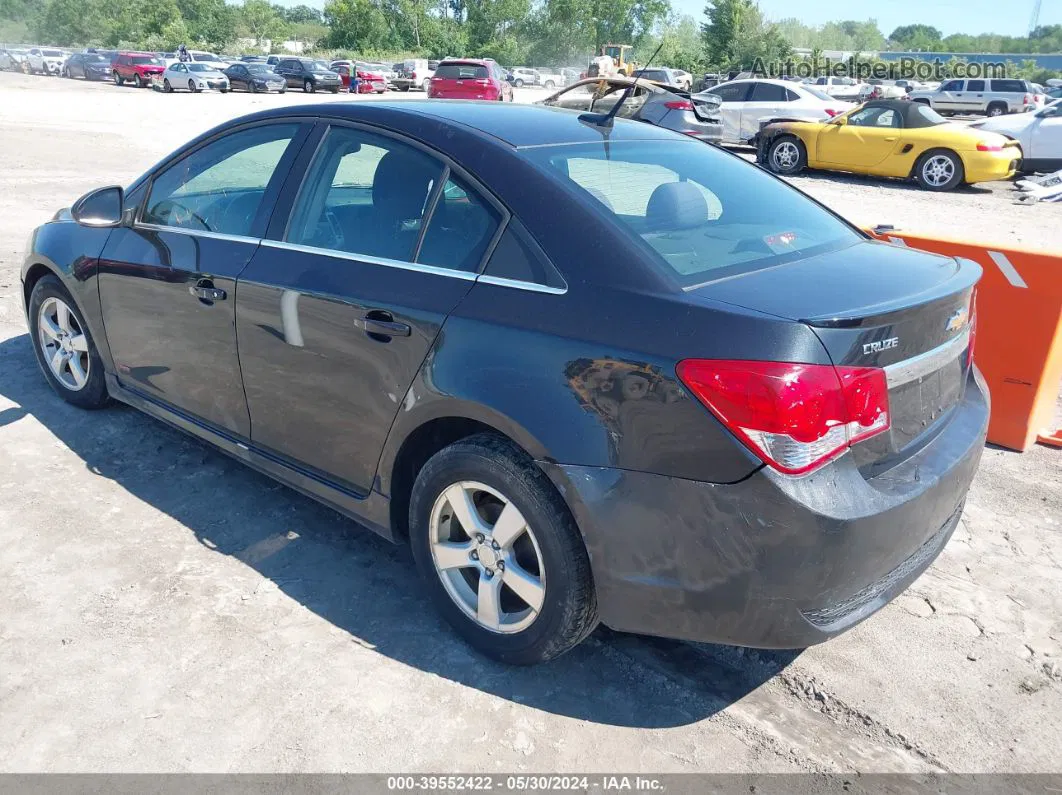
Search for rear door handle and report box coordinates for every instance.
[189,280,226,302]
[356,312,411,338]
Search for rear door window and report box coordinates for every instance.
[709,82,751,102]
[417,175,501,272]
[749,82,787,102]
[966,79,985,92]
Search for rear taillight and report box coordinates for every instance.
[976,142,1003,151]
[967,292,978,366]
[1024,94,1032,104]
[664,99,694,110]
[676,359,891,475]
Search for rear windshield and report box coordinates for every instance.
[803,86,833,101]
[637,70,670,82]
[435,63,488,79]
[522,140,859,287]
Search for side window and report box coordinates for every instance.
[142,124,300,237]
[941,80,964,91]
[784,88,799,101]
[286,126,444,262]
[710,82,750,102]
[966,79,985,92]
[418,175,501,272]
[483,219,564,289]
[749,82,787,102]
[550,83,596,110]
[991,79,1024,93]
[847,107,899,127]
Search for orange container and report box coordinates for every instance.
[866,230,1062,452]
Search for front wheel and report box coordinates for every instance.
[249,81,257,93]
[915,149,964,191]
[163,78,172,93]
[304,79,314,93]
[133,74,142,88]
[514,78,524,88]
[766,135,807,176]
[189,79,199,93]
[329,86,339,94]
[409,434,598,665]
[29,275,109,409]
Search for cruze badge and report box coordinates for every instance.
[863,337,899,355]
[945,307,968,333]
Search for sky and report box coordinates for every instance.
[271,0,1062,41]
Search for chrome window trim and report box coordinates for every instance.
[260,239,478,281]
[884,326,970,389]
[134,222,261,245]
[477,274,567,295]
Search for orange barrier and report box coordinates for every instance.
[866,228,1062,452]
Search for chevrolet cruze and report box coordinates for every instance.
[22,102,988,664]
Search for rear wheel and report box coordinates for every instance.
[304,79,314,93]
[767,135,807,176]
[986,102,1007,117]
[543,80,555,89]
[409,435,598,665]
[421,77,430,90]
[29,276,109,409]
[915,149,964,191]
[514,78,524,88]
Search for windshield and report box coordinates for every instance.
[803,86,833,101]
[311,61,332,72]
[44,49,64,57]
[188,63,215,72]
[522,140,859,286]
[83,54,107,63]
[131,56,160,65]
[246,64,273,74]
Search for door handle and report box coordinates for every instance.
[189,280,226,302]
[356,311,410,339]
[884,136,898,142]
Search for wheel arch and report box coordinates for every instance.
[909,146,963,180]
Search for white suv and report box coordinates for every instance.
[908,78,1036,117]
[26,47,66,75]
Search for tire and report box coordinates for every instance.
[133,74,142,88]
[113,71,122,86]
[766,135,807,176]
[421,77,430,90]
[400,84,410,92]
[914,149,965,191]
[514,78,524,88]
[986,102,1007,117]
[163,79,172,93]
[249,81,257,93]
[409,434,598,665]
[329,87,339,94]
[543,80,555,89]
[28,275,109,410]
[189,79,199,93]
[304,79,314,93]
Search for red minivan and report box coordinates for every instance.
[427,59,512,101]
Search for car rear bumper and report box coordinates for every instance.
[963,148,1021,182]
[542,367,989,649]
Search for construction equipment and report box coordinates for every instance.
[587,44,636,78]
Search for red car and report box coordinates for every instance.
[427,59,512,101]
[330,61,387,94]
[112,52,165,88]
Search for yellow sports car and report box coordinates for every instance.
[756,99,1021,191]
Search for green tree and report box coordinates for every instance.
[323,0,390,50]
[888,24,942,50]
[702,0,789,71]
[239,0,288,46]
[280,4,323,24]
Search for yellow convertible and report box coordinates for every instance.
[757,99,1021,191]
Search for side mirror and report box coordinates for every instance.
[71,186,124,228]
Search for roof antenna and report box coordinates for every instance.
[579,40,665,130]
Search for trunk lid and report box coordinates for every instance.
[691,93,722,121]
[690,240,980,470]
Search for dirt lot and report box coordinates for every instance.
[0,72,1060,774]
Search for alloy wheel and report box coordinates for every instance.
[37,296,90,391]
[771,140,800,172]
[429,481,546,634]
[922,155,955,187]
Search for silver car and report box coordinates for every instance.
[541,77,723,143]
[908,78,1036,117]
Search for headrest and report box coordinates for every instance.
[645,181,708,232]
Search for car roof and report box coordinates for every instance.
[243,100,684,149]
[441,59,491,66]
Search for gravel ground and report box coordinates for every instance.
[0,71,1060,774]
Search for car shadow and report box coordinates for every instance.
[0,331,799,729]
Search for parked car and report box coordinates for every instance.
[0,48,29,72]
[161,62,230,93]
[542,76,722,143]
[112,52,165,88]
[393,58,434,91]
[672,69,693,91]
[971,99,1062,173]
[631,67,688,89]
[534,67,565,90]
[22,101,988,664]
[857,81,906,102]
[330,60,387,93]
[1047,86,1062,101]
[908,78,1036,117]
[811,75,862,101]
[25,47,66,76]
[240,55,268,64]
[188,51,230,70]
[758,99,1020,191]
[266,55,282,67]
[223,62,286,94]
[62,52,111,81]
[508,67,538,87]
[428,59,513,101]
[273,58,342,93]
[697,78,853,145]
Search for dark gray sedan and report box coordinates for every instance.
[539,76,723,143]
[224,62,286,93]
